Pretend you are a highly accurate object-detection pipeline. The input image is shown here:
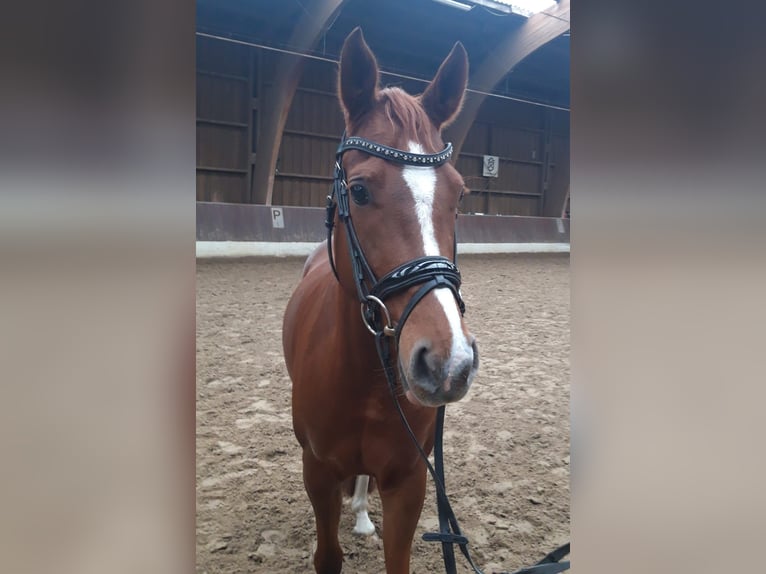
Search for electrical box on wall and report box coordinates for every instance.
[482,155,499,178]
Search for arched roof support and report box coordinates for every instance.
[445,0,570,158]
[252,0,346,204]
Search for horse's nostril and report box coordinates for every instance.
[408,339,477,399]
[411,342,432,383]
[452,358,473,387]
[410,341,448,391]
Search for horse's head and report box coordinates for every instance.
[333,28,479,407]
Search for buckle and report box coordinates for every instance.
[422,531,469,546]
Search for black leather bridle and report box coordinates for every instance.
[325,133,464,343]
[324,133,570,574]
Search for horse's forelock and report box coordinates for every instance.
[377,87,439,151]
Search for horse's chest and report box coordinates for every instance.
[361,393,389,422]
[306,393,387,442]
[303,394,399,464]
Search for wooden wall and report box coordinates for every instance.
[195,36,256,203]
[457,98,569,217]
[196,36,569,216]
[271,57,345,207]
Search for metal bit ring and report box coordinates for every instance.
[360,295,396,337]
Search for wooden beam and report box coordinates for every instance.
[538,108,553,215]
[196,69,249,82]
[246,47,255,202]
[444,0,570,158]
[275,173,334,182]
[459,151,543,166]
[250,0,346,205]
[196,119,248,129]
[469,189,541,198]
[197,166,249,175]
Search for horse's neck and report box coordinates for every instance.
[327,274,389,380]
[331,277,371,344]
[320,262,433,435]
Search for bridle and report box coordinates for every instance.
[324,133,465,343]
[324,132,570,574]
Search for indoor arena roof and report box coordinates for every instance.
[434,0,558,18]
[196,0,569,107]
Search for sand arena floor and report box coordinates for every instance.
[197,253,570,573]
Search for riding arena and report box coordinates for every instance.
[196,2,570,573]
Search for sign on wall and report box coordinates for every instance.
[482,155,499,178]
[271,208,285,229]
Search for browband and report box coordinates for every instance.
[337,136,453,166]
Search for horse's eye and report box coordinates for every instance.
[350,183,370,206]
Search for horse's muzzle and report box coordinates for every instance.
[402,337,479,407]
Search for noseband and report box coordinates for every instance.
[324,133,465,341]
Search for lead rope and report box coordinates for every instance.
[374,333,482,574]
[375,329,570,574]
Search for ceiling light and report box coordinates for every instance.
[432,0,473,11]
[464,0,557,17]
[500,0,558,17]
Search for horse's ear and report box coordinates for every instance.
[421,42,469,130]
[339,27,379,123]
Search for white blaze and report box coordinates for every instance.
[401,142,473,369]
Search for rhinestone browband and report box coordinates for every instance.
[338,136,453,166]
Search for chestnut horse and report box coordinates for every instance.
[283,28,478,574]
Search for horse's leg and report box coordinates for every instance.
[351,475,376,536]
[378,467,428,574]
[303,449,343,574]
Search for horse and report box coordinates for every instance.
[282,27,478,574]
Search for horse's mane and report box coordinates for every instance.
[378,87,439,151]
